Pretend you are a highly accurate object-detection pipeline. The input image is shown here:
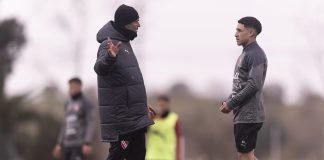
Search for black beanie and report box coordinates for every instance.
[238,16,262,35]
[114,4,139,27]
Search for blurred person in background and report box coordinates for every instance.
[146,95,185,160]
[219,17,267,160]
[94,4,155,160]
[52,77,95,160]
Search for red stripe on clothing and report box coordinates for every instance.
[175,119,184,160]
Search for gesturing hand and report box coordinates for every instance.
[107,37,121,58]
[219,102,231,114]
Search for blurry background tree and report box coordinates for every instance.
[0,18,25,99]
[0,18,26,160]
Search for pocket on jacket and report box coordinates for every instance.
[100,124,119,142]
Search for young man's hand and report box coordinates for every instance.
[219,102,231,114]
[82,144,92,156]
[52,144,62,158]
[148,105,157,119]
[107,37,121,58]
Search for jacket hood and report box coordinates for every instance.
[96,21,129,43]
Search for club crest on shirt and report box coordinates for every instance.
[121,140,129,150]
[73,103,80,111]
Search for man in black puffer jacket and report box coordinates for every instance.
[94,4,154,160]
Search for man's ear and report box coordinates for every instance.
[248,28,257,38]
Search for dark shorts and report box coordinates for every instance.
[234,123,263,153]
[63,146,84,160]
[107,128,146,160]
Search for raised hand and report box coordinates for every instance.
[107,37,122,58]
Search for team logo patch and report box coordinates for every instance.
[72,103,80,112]
[121,140,129,150]
[241,140,247,148]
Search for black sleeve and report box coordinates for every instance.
[57,122,65,145]
[94,41,116,76]
[227,54,266,110]
[83,99,96,144]
[225,93,233,103]
[57,103,67,145]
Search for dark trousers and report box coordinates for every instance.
[63,146,84,160]
[107,129,146,160]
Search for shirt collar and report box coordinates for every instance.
[243,41,258,51]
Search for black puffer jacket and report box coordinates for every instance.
[94,21,154,142]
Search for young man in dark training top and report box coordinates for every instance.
[220,17,268,160]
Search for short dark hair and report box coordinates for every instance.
[238,16,262,35]
[157,95,170,102]
[68,77,82,85]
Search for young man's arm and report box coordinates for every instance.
[226,54,266,110]
[53,104,67,158]
[57,122,65,145]
[81,99,96,156]
[94,41,117,76]
[175,119,185,160]
[57,103,68,145]
[84,99,96,145]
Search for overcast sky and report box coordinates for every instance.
[1,0,324,102]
